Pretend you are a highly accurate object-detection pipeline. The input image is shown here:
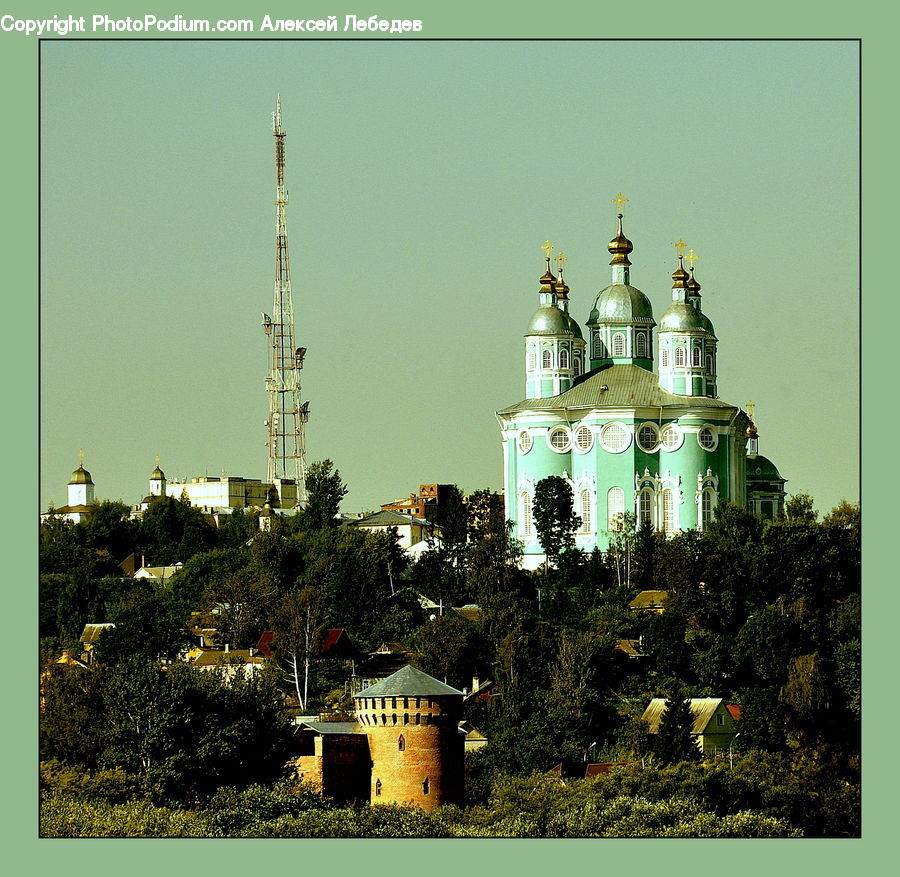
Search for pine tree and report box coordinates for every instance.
[655,684,699,765]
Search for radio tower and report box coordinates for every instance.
[262,95,307,503]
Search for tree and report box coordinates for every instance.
[784,492,818,523]
[302,460,347,529]
[411,614,482,688]
[654,684,699,765]
[532,476,581,564]
[270,587,327,710]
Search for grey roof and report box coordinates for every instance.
[346,510,431,528]
[642,698,727,735]
[497,364,738,415]
[659,301,709,334]
[526,305,574,336]
[352,664,463,699]
[588,285,655,324]
[298,721,364,735]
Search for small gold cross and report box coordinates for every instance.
[78,449,85,466]
[611,192,629,212]
[541,240,555,261]
[746,400,756,420]
[687,248,699,269]
[155,455,161,466]
[673,238,687,257]
[556,252,567,273]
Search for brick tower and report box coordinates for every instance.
[352,665,464,810]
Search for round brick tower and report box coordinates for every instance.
[353,665,464,810]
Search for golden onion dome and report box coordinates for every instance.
[672,257,689,287]
[608,214,633,266]
[746,423,758,439]
[151,466,166,481]
[69,465,93,485]
[687,269,701,293]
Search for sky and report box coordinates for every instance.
[39,39,859,515]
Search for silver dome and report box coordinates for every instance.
[526,305,574,336]
[659,301,709,333]
[588,284,655,325]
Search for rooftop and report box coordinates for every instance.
[352,664,463,699]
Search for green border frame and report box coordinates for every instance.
[7,0,883,869]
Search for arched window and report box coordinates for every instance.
[573,355,581,377]
[675,346,686,367]
[403,713,409,724]
[559,347,570,369]
[607,487,625,530]
[639,490,653,526]
[701,489,714,529]
[542,349,552,369]
[391,713,397,725]
[423,777,430,796]
[527,347,536,370]
[593,334,605,359]
[692,346,702,366]
[707,353,715,373]
[375,779,382,797]
[398,735,405,750]
[521,493,533,536]
[635,332,647,358]
[612,333,626,357]
[661,348,669,368]
[381,714,387,725]
[580,489,592,533]
[662,489,676,534]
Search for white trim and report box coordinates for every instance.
[599,421,632,453]
[573,424,594,453]
[546,426,572,453]
[636,421,660,453]
[660,422,684,451]
[697,425,719,452]
[517,430,533,455]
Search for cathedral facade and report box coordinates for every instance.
[497,208,784,567]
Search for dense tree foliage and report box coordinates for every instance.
[39,476,860,837]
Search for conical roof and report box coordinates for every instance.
[352,664,462,698]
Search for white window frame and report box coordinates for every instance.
[697,426,719,452]
[607,487,625,530]
[546,426,572,453]
[517,430,533,455]
[612,332,626,357]
[660,347,669,368]
[675,346,686,367]
[660,423,683,452]
[542,349,553,370]
[599,421,632,454]
[579,489,593,533]
[559,347,570,369]
[573,425,594,453]
[636,422,660,453]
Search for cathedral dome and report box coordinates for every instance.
[659,301,708,333]
[588,285,655,324]
[151,466,166,481]
[565,312,584,340]
[69,465,93,485]
[526,305,574,336]
[746,454,784,481]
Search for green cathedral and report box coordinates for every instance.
[496,207,786,567]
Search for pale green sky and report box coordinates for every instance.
[40,39,859,514]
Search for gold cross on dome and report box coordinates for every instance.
[556,252,567,273]
[541,240,555,261]
[673,238,688,257]
[155,455,161,466]
[746,400,756,420]
[78,448,85,466]
[611,192,629,212]
[687,248,700,269]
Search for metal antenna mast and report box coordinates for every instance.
[262,95,307,501]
